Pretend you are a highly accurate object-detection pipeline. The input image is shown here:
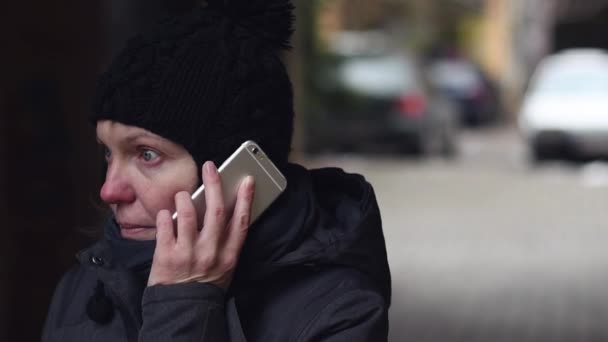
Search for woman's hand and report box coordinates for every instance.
[148,161,255,289]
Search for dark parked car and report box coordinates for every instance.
[428,57,501,126]
[307,53,459,156]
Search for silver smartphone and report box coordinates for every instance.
[172,140,287,226]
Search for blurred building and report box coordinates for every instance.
[464,0,608,119]
[313,0,608,115]
[0,1,198,341]
[508,0,608,89]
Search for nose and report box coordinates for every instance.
[100,163,136,205]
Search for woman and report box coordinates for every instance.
[42,1,391,341]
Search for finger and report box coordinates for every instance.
[199,161,228,246]
[223,176,255,258]
[175,191,198,247]
[155,209,176,250]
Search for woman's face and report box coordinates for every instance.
[96,120,199,241]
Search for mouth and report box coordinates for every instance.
[117,222,158,240]
[118,223,156,230]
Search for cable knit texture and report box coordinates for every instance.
[91,0,295,170]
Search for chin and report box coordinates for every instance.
[120,227,157,241]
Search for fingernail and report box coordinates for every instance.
[205,161,217,175]
[244,176,255,189]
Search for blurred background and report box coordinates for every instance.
[2,0,608,341]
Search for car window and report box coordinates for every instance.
[532,72,608,94]
[428,60,481,92]
[338,56,417,96]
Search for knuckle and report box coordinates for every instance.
[220,256,237,271]
[213,206,226,219]
[171,250,191,265]
[238,213,251,227]
[178,208,197,222]
[154,254,175,269]
[197,254,218,271]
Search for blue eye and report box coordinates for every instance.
[141,149,160,162]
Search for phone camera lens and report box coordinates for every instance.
[252,147,259,155]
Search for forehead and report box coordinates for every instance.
[96,120,165,144]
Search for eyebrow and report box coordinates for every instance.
[96,132,164,145]
[124,132,164,143]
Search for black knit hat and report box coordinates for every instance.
[91,0,295,170]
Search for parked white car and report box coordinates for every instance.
[519,49,608,161]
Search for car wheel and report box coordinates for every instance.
[399,135,425,156]
[440,135,457,158]
[439,123,459,158]
[411,134,434,156]
[530,143,560,163]
[530,146,548,163]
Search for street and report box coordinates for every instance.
[303,126,608,341]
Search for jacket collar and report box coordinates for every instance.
[77,239,145,336]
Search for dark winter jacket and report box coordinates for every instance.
[42,163,391,341]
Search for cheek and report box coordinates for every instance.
[140,169,198,216]
[139,183,179,217]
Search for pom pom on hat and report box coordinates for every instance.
[206,0,295,50]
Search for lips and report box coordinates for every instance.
[118,222,156,230]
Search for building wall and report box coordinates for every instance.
[0,2,103,340]
[0,1,200,340]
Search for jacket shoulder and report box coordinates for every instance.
[295,267,389,341]
[237,266,388,341]
[44,265,96,329]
